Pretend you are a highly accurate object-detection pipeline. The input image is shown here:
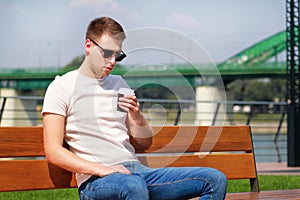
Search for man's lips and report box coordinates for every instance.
[105,66,113,71]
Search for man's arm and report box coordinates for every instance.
[43,113,131,176]
[120,95,152,150]
[128,112,152,151]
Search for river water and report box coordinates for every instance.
[252,133,287,163]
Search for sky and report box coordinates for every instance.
[0,0,285,68]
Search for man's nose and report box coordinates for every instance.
[107,54,117,65]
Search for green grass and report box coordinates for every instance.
[0,188,79,200]
[1,175,299,199]
[227,175,300,193]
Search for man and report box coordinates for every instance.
[42,17,227,200]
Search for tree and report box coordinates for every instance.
[63,54,85,71]
[228,78,286,102]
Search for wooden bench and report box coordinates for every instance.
[0,125,299,199]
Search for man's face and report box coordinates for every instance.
[87,34,124,78]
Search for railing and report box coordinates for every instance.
[0,96,288,163]
[0,96,44,126]
[139,99,287,163]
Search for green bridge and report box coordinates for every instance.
[0,30,286,89]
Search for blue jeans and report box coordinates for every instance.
[78,161,227,200]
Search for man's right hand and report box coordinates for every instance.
[98,164,132,177]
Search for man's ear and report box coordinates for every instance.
[84,39,93,55]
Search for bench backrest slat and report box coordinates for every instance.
[0,125,258,192]
[0,127,44,157]
[0,160,77,191]
[138,154,257,179]
[141,126,253,153]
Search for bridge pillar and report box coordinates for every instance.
[0,89,39,126]
[195,86,228,125]
[286,0,300,166]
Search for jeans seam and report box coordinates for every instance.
[147,177,215,199]
[147,177,211,186]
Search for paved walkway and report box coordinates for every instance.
[257,162,300,175]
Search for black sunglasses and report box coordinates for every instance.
[89,39,126,62]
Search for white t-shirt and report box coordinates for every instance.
[42,70,138,186]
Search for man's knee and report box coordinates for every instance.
[213,168,227,186]
[205,168,227,187]
[205,168,227,196]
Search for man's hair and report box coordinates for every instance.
[85,17,126,41]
